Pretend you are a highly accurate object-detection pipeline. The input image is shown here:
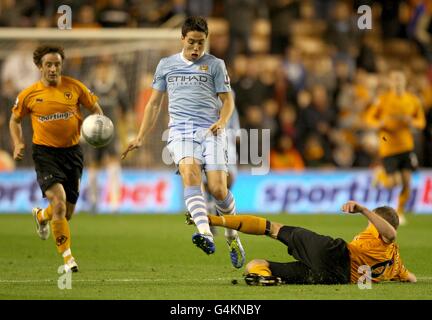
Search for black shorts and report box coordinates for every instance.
[267,226,351,284]
[32,144,84,204]
[382,151,418,174]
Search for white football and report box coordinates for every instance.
[81,114,114,148]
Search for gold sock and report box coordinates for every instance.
[38,205,53,223]
[50,218,71,257]
[397,188,410,215]
[208,215,267,235]
[248,264,272,276]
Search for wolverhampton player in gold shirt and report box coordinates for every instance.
[9,45,104,272]
[191,201,416,285]
[366,71,426,225]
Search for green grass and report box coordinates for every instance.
[0,214,431,300]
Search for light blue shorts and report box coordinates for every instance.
[167,128,228,172]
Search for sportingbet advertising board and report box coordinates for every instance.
[1,170,432,214]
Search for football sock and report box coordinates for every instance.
[208,215,267,235]
[248,264,272,276]
[397,187,410,216]
[62,249,73,264]
[184,186,212,236]
[38,205,53,223]
[51,218,71,258]
[215,190,238,240]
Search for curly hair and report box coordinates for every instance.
[33,45,65,67]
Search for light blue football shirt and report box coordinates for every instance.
[152,52,231,139]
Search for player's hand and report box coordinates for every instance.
[13,143,25,161]
[121,138,142,160]
[342,201,365,214]
[209,120,226,136]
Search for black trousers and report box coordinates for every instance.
[267,226,351,284]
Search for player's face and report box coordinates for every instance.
[40,53,63,85]
[389,71,406,93]
[182,31,207,61]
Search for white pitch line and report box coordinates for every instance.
[1,277,432,284]
[0,277,235,284]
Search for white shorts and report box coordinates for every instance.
[167,128,228,172]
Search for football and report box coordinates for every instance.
[81,114,114,148]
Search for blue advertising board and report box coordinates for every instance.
[1,169,432,214]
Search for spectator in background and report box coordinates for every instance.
[0,0,26,27]
[326,0,359,54]
[232,56,272,119]
[306,55,336,95]
[267,0,300,54]
[277,105,297,142]
[356,36,378,73]
[380,0,404,39]
[1,42,40,97]
[302,134,333,168]
[282,47,306,95]
[295,85,336,156]
[187,0,213,17]
[131,0,162,27]
[98,0,132,28]
[270,134,304,171]
[1,41,39,166]
[262,99,279,140]
[85,57,129,213]
[407,0,432,63]
[312,0,336,20]
[74,4,101,28]
[224,0,260,62]
[332,143,355,168]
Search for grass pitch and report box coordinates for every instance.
[0,213,431,300]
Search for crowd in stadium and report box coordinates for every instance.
[0,0,431,170]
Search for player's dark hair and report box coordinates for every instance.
[182,16,208,37]
[373,206,399,230]
[33,45,65,67]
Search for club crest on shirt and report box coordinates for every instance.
[64,91,73,100]
[199,65,208,72]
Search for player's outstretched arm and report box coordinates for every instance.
[9,113,25,161]
[407,272,417,283]
[89,102,104,115]
[342,200,397,243]
[121,89,164,159]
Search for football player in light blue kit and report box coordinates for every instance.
[122,16,245,268]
